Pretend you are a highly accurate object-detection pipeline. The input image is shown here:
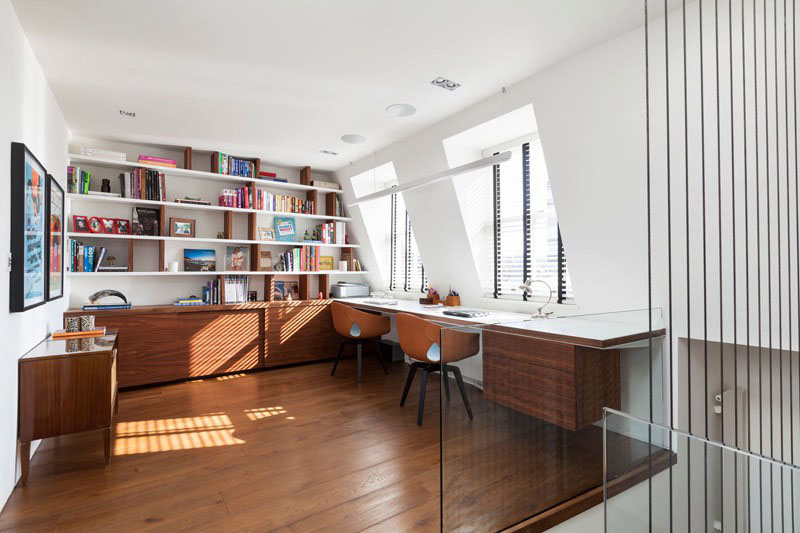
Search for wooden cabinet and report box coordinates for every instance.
[265,301,340,366]
[483,330,620,431]
[18,332,119,487]
[179,310,262,376]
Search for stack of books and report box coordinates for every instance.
[311,179,340,190]
[222,275,250,304]
[138,155,177,168]
[52,326,107,339]
[122,169,166,201]
[67,166,91,194]
[280,246,321,272]
[215,153,255,177]
[80,147,127,161]
[83,302,132,311]
[255,191,313,214]
[258,171,286,182]
[174,297,207,307]
[316,222,346,244]
[69,243,127,272]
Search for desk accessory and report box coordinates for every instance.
[518,279,554,318]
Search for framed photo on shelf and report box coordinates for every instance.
[73,215,89,233]
[273,280,300,301]
[225,246,249,271]
[100,217,115,234]
[10,142,47,312]
[88,216,103,233]
[319,256,334,270]
[114,219,130,234]
[258,227,276,241]
[183,249,215,272]
[46,174,64,301]
[258,250,272,271]
[169,217,195,238]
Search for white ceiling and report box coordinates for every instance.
[12,0,667,172]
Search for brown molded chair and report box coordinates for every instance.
[330,301,391,383]
[396,312,479,425]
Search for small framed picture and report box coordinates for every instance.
[259,250,272,271]
[88,217,103,233]
[170,217,196,238]
[258,227,276,241]
[100,217,115,234]
[319,256,334,270]
[114,219,131,234]
[73,215,89,233]
[225,245,249,271]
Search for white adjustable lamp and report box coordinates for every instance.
[518,279,553,319]
[347,152,512,207]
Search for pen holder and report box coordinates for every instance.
[444,295,461,307]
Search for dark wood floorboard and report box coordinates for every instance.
[0,359,661,532]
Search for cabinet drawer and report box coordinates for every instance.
[483,330,575,372]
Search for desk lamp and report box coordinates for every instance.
[518,279,553,319]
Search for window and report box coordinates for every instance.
[490,137,572,303]
[390,191,427,292]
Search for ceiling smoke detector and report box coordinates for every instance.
[386,103,417,117]
[319,149,339,156]
[430,77,461,91]
[119,109,136,117]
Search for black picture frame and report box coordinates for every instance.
[46,173,64,301]
[10,142,48,312]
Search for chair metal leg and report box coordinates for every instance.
[374,339,389,374]
[442,364,451,401]
[400,362,418,406]
[417,367,428,426]
[331,340,346,376]
[357,342,363,384]
[452,365,473,420]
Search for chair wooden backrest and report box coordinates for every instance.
[395,313,480,363]
[331,301,391,339]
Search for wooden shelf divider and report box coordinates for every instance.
[263,275,275,302]
[184,147,192,170]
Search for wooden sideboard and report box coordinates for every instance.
[64,300,340,388]
[18,331,119,487]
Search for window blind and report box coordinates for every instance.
[390,193,427,292]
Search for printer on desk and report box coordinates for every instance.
[330,282,370,298]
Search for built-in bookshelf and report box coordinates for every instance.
[67,144,365,306]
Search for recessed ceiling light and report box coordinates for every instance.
[119,109,136,117]
[341,134,366,144]
[386,103,417,117]
[319,149,339,156]
[430,77,461,91]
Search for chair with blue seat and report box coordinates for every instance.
[395,312,479,426]
[330,301,391,383]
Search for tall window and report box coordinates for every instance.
[390,191,427,292]
[490,138,572,303]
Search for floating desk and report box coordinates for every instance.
[337,298,664,431]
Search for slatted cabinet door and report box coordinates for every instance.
[264,301,339,366]
[178,310,262,376]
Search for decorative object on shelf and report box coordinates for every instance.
[340,249,354,270]
[101,179,111,193]
[174,196,211,206]
[310,179,340,190]
[273,281,299,301]
[47,174,64,301]
[273,217,296,242]
[247,291,257,302]
[64,316,80,332]
[184,249,216,272]
[80,314,95,331]
[100,218,115,234]
[216,231,225,239]
[274,256,286,271]
[168,261,180,272]
[88,217,103,233]
[303,230,311,241]
[73,215,89,233]
[258,250,273,272]
[169,217,196,238]
[88,289,128,307]
[345,234,350,245]
[319,256,334,270]
[225,246,249,271]
[339,261,348,272]
[10,142,47,312]
[132,207,159,236]
[258,227,275,241]
[114,219,130,234]
[106,255,117,267]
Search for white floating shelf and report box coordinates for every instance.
[68,270,367,277]
[68,154,344,195]
[66,193,351,222]
[65,232,359,248]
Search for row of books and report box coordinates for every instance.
[215,152,256,177]
[219,186,253,208]
[67,166,91,194]
[257,190,314,214]
[281,246,322,272]
[317,222,346,245]
[203,276,250,304]
[83,303,131,311]
[80,147,127,161]
[121,169,167,201]
[174,297,207,307]
[69,242,126,272]
[138,155,176,168]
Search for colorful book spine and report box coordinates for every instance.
[138,155,177,167]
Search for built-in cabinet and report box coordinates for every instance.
[65,300,339,388]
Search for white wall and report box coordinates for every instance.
[0,0,70,509]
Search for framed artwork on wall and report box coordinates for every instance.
[10,142,48,312]
[46,174,64,301]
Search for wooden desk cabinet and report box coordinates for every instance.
[18,331,119,487]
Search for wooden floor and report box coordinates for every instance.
[0,358,663,532]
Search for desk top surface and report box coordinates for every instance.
[21,331,118,361]
[336,298,664,349]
